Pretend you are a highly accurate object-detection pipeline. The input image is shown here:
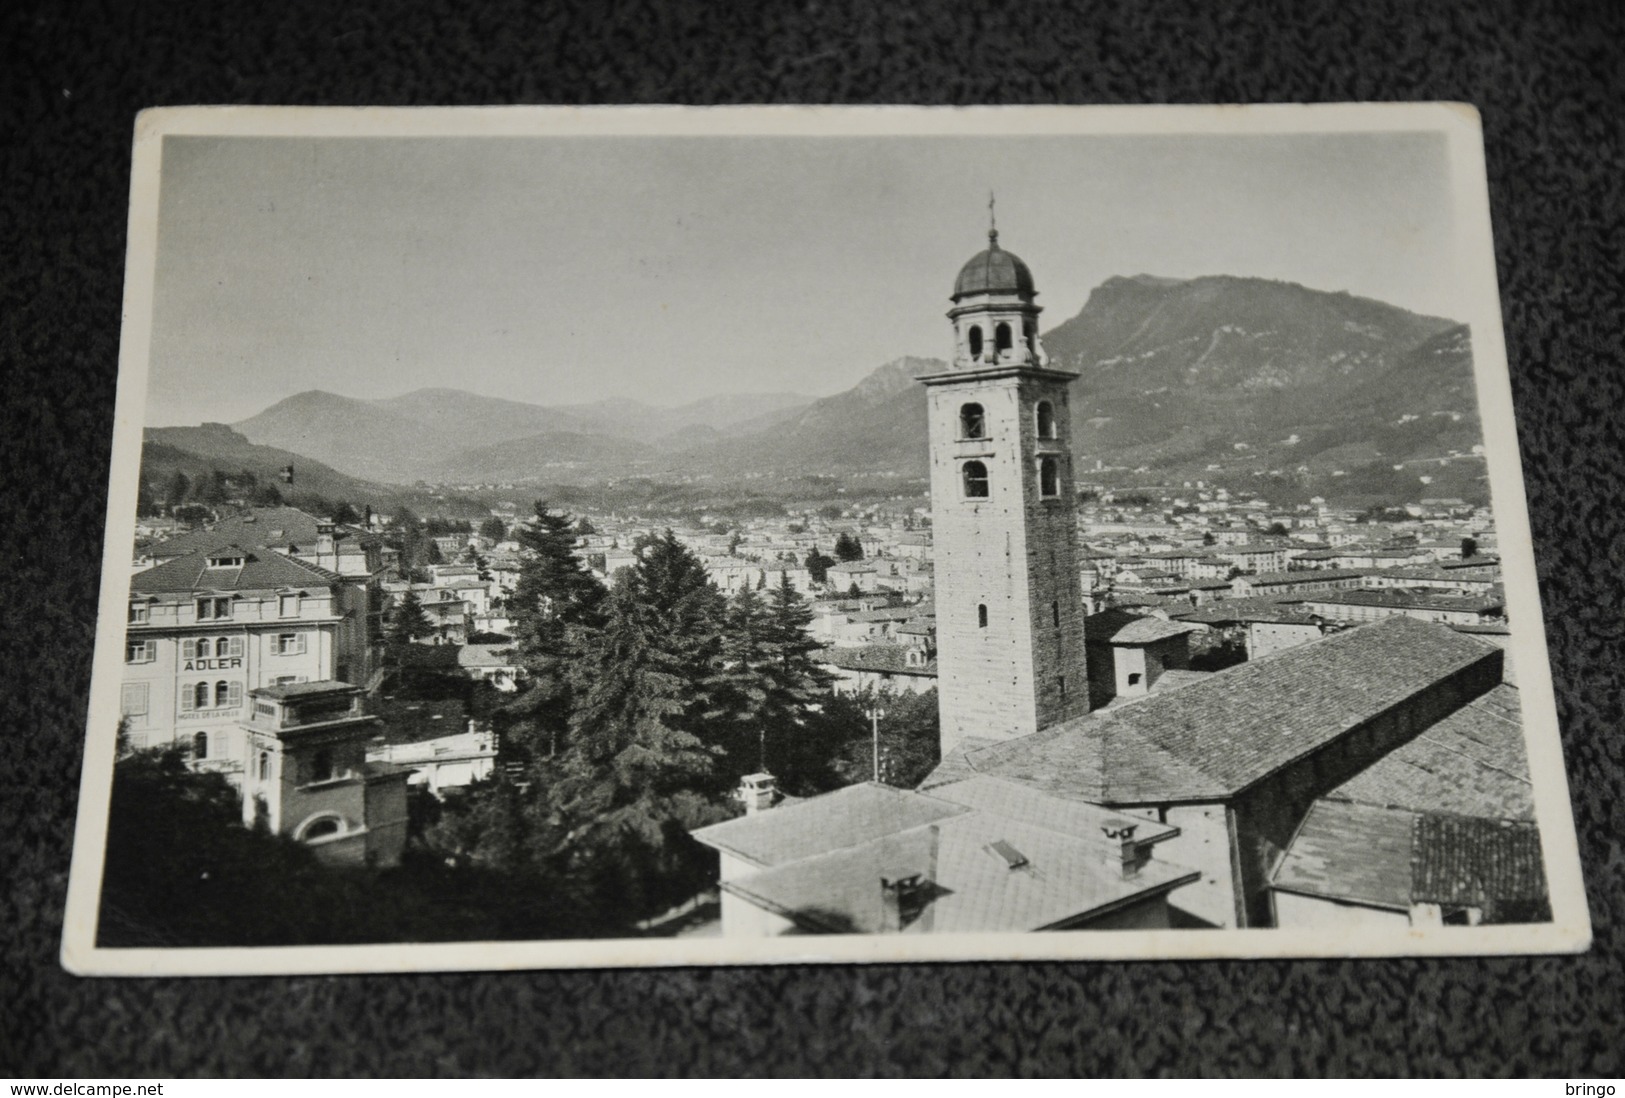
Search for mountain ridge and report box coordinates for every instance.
[206,274,1478,501]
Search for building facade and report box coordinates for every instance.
[122,544,373,774]
[240,681,410,867]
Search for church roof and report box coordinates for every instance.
[968,616,1502,803]
[1327,684,1532,820]
[952,230,1036,300]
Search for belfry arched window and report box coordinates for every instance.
[962,460,990,499]
[1036,400,1056,440]
[995,322,1013,353]
[959,402,986,440]
[966,326,983,359]
[1039,456,1060,497]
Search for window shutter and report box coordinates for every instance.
[297,633,308,655]
[229,636,244,657]
[120,683,148,716]
[182,639,196,660]
[228,682,243,707]
[180,687,194,713]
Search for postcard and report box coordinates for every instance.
[62,104,1589,975]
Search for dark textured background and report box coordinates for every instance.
[2,0,1621,1077]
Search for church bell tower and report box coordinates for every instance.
[921,212,1089,753]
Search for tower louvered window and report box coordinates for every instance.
[962,461,990,499]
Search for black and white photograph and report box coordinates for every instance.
[61,104,1590,975]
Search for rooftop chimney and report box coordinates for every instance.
[737,772,778,816]
[1102,823,1146,878]
[879,872,925,933]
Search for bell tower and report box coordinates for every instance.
[921,211,1089,754]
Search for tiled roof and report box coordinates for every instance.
[1239,568,1375,586]
[846,607,915,623]
[692,782,968,867]
[1272,802,1547,912]
[1148,669,1211,695]
[1329,684,1532,820]
[1442,555,1500,570]
[1270,800,1416,909]
[1304,590,1504,613]
[129,545,344,595]
[1170,597,1315,626]
[1411,815,1547,906]
[917,736,1003,791]
[1084,609,1198,646]
[148,507,376,558]
[817,645,937,676]
[971,617,1501,802]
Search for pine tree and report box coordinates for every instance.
[758,573,834,780]
[706,585,774,771]
[507,501,606,760]
[833,532,864,561]
[804,548,835,586]
[163,471,191,513]
[551,574,727,919]
[386,589,434,686]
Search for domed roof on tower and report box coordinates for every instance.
[953,225,1036,301]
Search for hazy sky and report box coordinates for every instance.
[146,130,1459,426]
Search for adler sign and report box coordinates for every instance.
[183,657,244,672]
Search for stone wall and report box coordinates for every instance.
[926,368,1089,753]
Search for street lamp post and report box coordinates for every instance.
[866,704,887,783]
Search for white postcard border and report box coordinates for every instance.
[61,103,1592,977]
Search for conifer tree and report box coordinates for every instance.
[507,501,606,759]
[385,589,434,686]
[804,548,835,586]
[551,571,727,918]
[707,585,774,771]
[757,573,834,778]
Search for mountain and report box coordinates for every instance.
[678,277,1478,497]
[234,387,815,481]
[223,276,1479,504]
[549,392,814,447]
[433,430,656,483]
[1039,275,1473,480]
[675,357,939,475]
[233,390,463,482]
[371,388,588,442]
[141,423,394,507]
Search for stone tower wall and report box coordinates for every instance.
[927,369,1089,753]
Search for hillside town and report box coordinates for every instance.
[110,224,1542,942]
